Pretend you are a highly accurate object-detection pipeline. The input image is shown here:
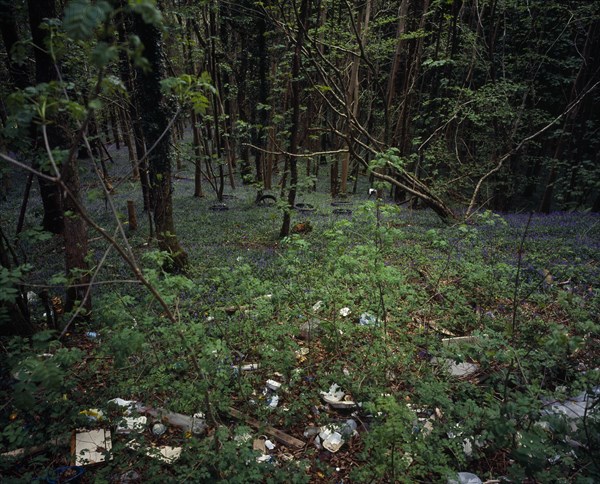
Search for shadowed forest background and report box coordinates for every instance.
[0,1,599,482]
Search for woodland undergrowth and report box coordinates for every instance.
[1,153,599,483]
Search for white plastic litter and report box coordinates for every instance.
[319,427,344,453]
[540,387,599,419]
[108,398,137,415]
[447,472,482,484]
[266,379,282,391]
[339,307,351,317]
[432,357,479,378]
[312,301,324,312]
[359,313,378,326]
[320,384,357,409]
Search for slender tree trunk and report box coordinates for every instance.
[191,109,204,197]
[280,0,311,237]
[28,0,64,234]
[132,9,187,269]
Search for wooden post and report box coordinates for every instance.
[127,200,138,231]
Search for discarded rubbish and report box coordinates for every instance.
[295,203,315,212]
[126,440,182,464]
[540,387,599,420]
[441,336,480,346]
[72,429,113,466]
[253,438,267,453]
[46,465,85,484]
[116,470,141,483]
[340,419,358,437]
[319,427,344,453]
[312,300,324,312]
[314,420,358,453]
[359,312,378,326]
[116,416,147,434]
[256,454,273,464]
[135,404,207,435]
[80,408,104,421]
[152,423,167,436]
[108,398,137,414]
[266,379,282,391]
[295,347,309,362]
[267,395,279,408]
[264,439,276,450]
[432,357,479,378]
[447,472,483,484]
[339,307,352,317]
[191,413,206,434]
[321,384,357,409]
[304,426,320,438]
[227,407,306,449]
[333,208,353,215]
[85,332,98,339]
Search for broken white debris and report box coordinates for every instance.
[73,429,113,466]
[266,379,282,391]
[447,472,483,484]
[320,383,357,409]
[108,398,137,415]
[339,307,351,317]
[432,357,479,378]
[319,427,344,453]
[540,387,599,420]
[359,312,378,326]
[126,440,181,464]
[312,301,324,312]
[116,416,147,434]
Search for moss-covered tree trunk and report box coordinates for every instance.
[28,0,64,235]
[132,11,187,269]
[29,0,91,314]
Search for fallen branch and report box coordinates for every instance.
[227,407,305,449]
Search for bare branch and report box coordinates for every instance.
[242,142,348,158]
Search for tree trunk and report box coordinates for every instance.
[280,0,311,237]
[132,10,188,269]
[28,0,65,234]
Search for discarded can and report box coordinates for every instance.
[152,423,167,436]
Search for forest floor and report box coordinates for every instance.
[1,142,599,483]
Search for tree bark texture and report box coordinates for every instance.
[132,11,188,269]
[280,0,311,238]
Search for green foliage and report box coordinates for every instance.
[160,72,215,114]
[129,0,164,26]
[63,0,113,41]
